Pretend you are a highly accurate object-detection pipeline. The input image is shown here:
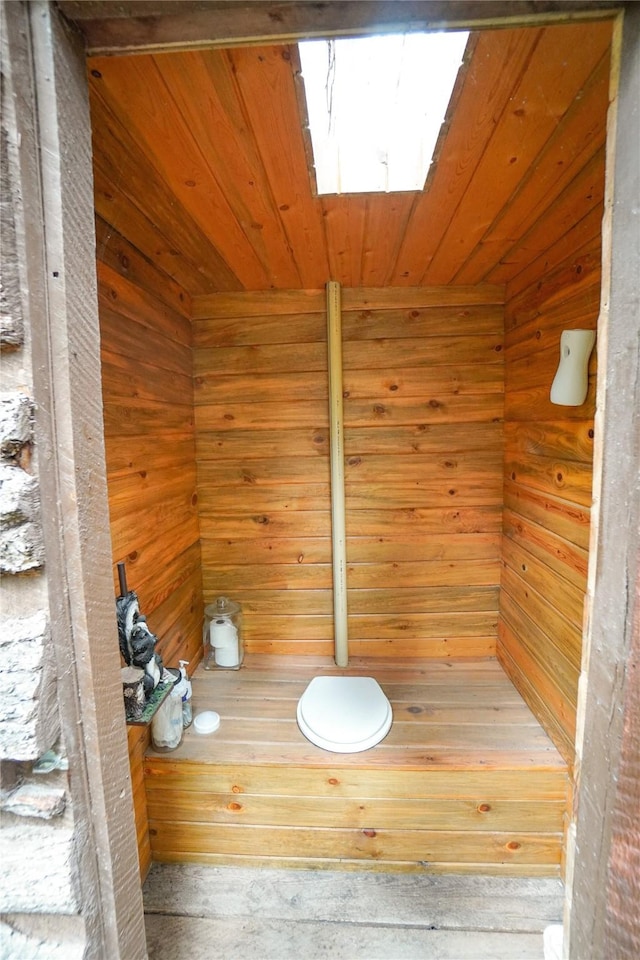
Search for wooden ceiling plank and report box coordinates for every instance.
[90,54,272,289]
[322,195,367,288]
[156,48,303,288]
[454,44,611,284]
[58,2,621,57]
[388,28,541,286]
[361,194,417,287]
[90,89,241,292]
[226,44,330,289]
[487,146,605,285]
[422,21,612,286]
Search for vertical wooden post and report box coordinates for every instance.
[566,5,640,959]
[327,280,349,667]
[12,3,147,956]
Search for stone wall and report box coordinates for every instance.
[0,5,84,953]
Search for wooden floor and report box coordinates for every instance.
[144,656,568,875]
[143,863,564,960]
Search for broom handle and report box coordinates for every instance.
[117,562,128,597]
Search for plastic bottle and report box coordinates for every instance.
[151,681,183,751]
[178,659,193,728]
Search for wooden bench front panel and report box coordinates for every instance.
[144,657,568,875]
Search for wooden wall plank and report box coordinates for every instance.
[500,595,579,711]
[497,164,602,764]
[146,792,564,833]
[194,313,326,347]
[98,260,192,343]
[98,210,205,879]
[95,217,191,318]
[501,537,584,629]
[504,420,594,463]
[502,509,588,590]
[148,820,561,866]
[340,287,505,310]
[504,481,591,551]
[343,334,504,369]
[127,724,152,880]
[144,761,568,802]
[200,534,500,567]
[504,451,594,507]
[342,304,504,339]
[498,633,576,764]
[195,395,503,432]
[106,433,196,480]
[192,286,504,319]
[195,287,503,657]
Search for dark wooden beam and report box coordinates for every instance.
[568,3,640,957]
[57,1,621,56]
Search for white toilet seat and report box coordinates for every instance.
[297,676,392,753]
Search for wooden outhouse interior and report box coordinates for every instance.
[88,16,613,880]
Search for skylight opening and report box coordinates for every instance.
[299,31,469,195]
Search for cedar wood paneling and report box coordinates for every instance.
[90,16,611,874]
[87,21,613,294]
[145,657,568,875]
[97,218,205,877]
[194,286,504,657]
[496,185,604,764]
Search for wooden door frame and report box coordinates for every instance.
[3,2,146,957]
[27,2,638,957]
[564,3,639,956]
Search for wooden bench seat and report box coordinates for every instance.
[144,656,568,875]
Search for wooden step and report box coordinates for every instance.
[145,656,568,875]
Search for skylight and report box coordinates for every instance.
[299,31,469,195]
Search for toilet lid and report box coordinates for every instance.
[297,676,392,753]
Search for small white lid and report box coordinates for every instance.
[193,710,220,734]
[297,676,392,752]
